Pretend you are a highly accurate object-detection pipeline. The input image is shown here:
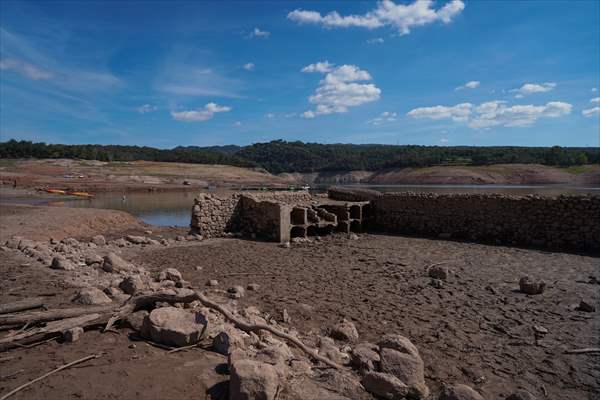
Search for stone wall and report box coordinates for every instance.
[190,193,242,238]
[371,193,600,251]
[238,195,290,242]
[328,186,382,202]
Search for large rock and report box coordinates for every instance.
[318,336,350,366]
[102,253,134,273]
[140,307,206,347]
[126,235,149,245]
[50,256,77,271]
[361,371,408,400]
[330,319,359,342]
[350,342,380,373]
[439,384,485,400]
[379,334,429,399]
[229,359,279,400]
[125,310,149,332]
[119,275,147,295]
[73,287,112,305]
[213,326,249,355]
[519,277,545,295]
[91,235,106,246]
[428,264,449,280]
[158,268,183,282]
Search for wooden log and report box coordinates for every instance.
[0,298,45,314]
[0,305,115,327]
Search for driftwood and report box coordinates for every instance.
[104,290,343,369]
[0,298,45,314]
[0,353,100,400]
[0,305,115,328]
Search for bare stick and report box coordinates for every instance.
[564,347,600,354]
[0,354,101,400]
[0,305,115,327]
[0,298,45,314]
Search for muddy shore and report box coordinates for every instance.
[0,203,598,399]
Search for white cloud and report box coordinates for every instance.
[136,104,157,114]
[582,107,600,117]
[367,37,385,44]
[248,27,270,38]
[590,97,600,103]
[243,63,255,71]
[439,138,449,143]
[592,88,598,92]
[0,58,53,80]
[511,82,556,98]
[288,0,465,35]
[265,113,275,119]
[171,102,231,122]
[301,61,335,73]
[408,100,572,128]
[301,63,381,118]
[234,121,242,126]
[369,111,397,125]
[455,80,480,90]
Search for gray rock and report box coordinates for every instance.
[506,390,536,400]
[350,342,380,373]
[430,278,444,289]
[247,283,260,291]
[318,336,350,366]
[119,275,147,295]
[519,277,545,295]
[50,256,76,271]
[228,285,245,299]
[85,254,103,266]
[140,307,206,347]
[102,253,134,273]
[229,359,279,400]
[91,235,106,246]
[361,371,408,399]
[158,268,183,282]
[125,310,149,332]
[439,384,485,400]
[126,235,149,245]
[330,319,359,342]
[213,327,248,355]
[379,334,428,399]
[207,279,219,286]
[577,299,596,312]
[63,327,84,343]
[73,287,112,305]
[428,264,449,280]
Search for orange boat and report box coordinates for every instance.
[46,189,66,195]
[68,191,94,198]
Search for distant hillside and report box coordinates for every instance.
[1,139,599,174]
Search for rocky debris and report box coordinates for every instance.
[330,319,359,342]
[125,310,149,332]
[317,336,350,366]
[378,334,429,399]
[126,235,149,245]
[247,283,260,291]
[104,286,129,303]
[102,253,134,273]
[506,390,536,400]
[119,275,147,295]
[141,307,206,347]
[5,236,24,249]
[158,268,183,283]
[91,235,106,246]
[50,256,76,271]
[228,286,246,299]
[577,299,596,312]
[439,384,485,400]
[519,276,545,295]
[428,264,449,280]
[72,287,112,305]
[85,254,103,266]
[430,278,444,289]
[63,327,84,343]
[361,371,408,399]
[279,242,291,248]
[213,326,250,355]
[229,359,279,400]
[112,238,129,247]
[350,342,380,373]
[207,279,219,286]
[349,233,359,240]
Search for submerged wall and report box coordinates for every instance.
[371,193,600,251]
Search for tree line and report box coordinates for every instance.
[1,139,598,174]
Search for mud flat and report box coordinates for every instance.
[0,202,598,400]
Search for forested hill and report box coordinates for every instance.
[1,139,598,174]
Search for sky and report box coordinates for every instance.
[0,0,599,148]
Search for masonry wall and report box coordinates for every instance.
[190,193,242,238]
[371,193,600,251]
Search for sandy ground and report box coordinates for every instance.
[0,210,598,399]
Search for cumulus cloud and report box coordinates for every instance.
[171,102,231,122]
[367,37,385,44]
[408,100,572,128]
[590,97,600,103]
[136,104,157,114]
[0,58,53,80]
[582,107,600,117]
[288,0,465,35]
[511,82,556,98]
[455,80,480,90]
[301,61,335,73]
[243,62,255,71]
[248,27,270,38]
[301,63,381,118]
[369,111,397,125]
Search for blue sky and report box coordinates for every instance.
[0,0,599,148]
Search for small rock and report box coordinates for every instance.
[175,235,186,241]
[318,336,350,366]
[126,235,149,245]
[63,327,84,343]
[207,279,219,286]
[532,325,548,335]
[73,288,112,305]
[330,319,359,342]
[144,230,153,235]
[506,390,537,400]
[85,254,103,266]
[140,307,206,347]
[439,384,485,400]
[361,371,408,400]
[129,343,136,349]
[228,286,245,299]
[91,235,106,246]
[119,275,147,295]
[430,278,444,289]
[229,359,279,400]
[159,268,183,282]
[102,253,134,273]
[350,342,380,373]
[519,276,545,295]
[577,300,596,312]
[282,309,291,324]
[247,283,260,291]
[428,264,449,280]
[125,310,149,332]
[213,327,248,355]
[279,242,291,248]
[50,256,76,271]
[348,233,359,240]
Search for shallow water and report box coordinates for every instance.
[4,185,599,227]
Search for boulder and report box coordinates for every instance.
[50,256,76,271]
[350,342,380,373]
[330,319,359,342]
[229,359,279,400]
[73,287,112,305]
[213,327,249,355]
[125,310,149,332]
[63,327,84,343]
[361,371,408,400]
[158,268,183,282]
[428,264,449,280]
[126,235,149,245]
[519,277,545,295]
[439,384,485,400]
[85,254,103,266]
[119,275,147,295]
[91,235,106,246]
[506,390,536,400]
[141,307,206,347]
[318,336,350,366]
[378,334,428,399]
[102,253,134,273]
